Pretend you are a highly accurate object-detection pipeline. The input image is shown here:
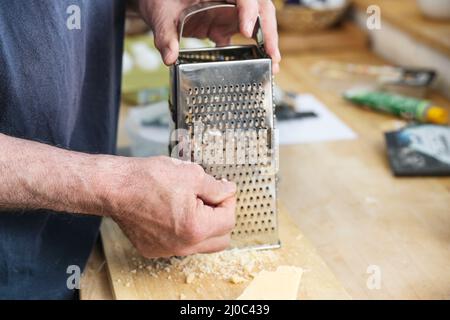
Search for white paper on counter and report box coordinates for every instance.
[277,94,357,145]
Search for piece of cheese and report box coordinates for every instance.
[237,266,303,300]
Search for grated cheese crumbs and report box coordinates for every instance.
[186,273,195,284]
[230,275,246,284]
[129,248,278,284]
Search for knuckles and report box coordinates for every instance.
[186,162,205,180]
[179,214,207,245]
[179,162,206,190]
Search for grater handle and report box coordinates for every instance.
[178,1,265,50]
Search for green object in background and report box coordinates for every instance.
[122,35,169,105]
[122,34,213,105]
[344,89,449,125]
[122,87,169,106]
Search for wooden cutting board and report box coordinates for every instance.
[100,204,350,300]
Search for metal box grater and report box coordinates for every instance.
[169,2,280,250]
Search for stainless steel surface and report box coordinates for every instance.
[169,1,280,250]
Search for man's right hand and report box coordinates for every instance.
[0,134,236,258]
[106,156,237,258]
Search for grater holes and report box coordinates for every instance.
[183,82,276,240]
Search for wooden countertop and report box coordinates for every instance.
[276,50,450,299]
[81,39,450,300]
[353,0,450,57]
[94,206,350,300]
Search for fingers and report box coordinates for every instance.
[152,17,179,65]
[236,0,259,38]
[197,173,237,206]
[147,0,281,72]
[214,36,232,47]
[187,234,232,255]
[177,197,236,256]
[208,25,233,47]
[195,196,236,238]
[235,0,281,73]
[258,0,281,73]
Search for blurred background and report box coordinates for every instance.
[118,0,449,157]
[110,0,450,299]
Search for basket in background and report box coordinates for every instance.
[275,0,350,33]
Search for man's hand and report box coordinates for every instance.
[0,134,236,258]
[108,156,237,258]
[137,0,281,73]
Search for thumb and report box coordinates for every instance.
[197,175,237,206]
[153,19,179,65]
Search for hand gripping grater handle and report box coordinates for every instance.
[178,1,265,51]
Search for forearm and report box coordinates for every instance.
[0,133,117,216]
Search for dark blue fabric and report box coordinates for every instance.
[0,0,125,299]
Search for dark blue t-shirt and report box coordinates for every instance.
[0,0,125,299]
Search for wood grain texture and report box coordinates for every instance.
[99,205,350,300]
[276,50,450,299]
[353,0,450,57]
[81,33,450,300]
[80,241,113,300]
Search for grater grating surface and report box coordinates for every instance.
[169,2,280,250]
